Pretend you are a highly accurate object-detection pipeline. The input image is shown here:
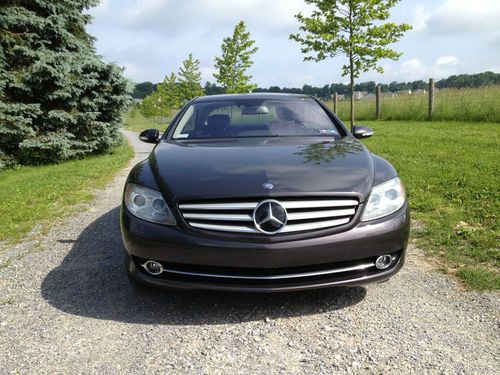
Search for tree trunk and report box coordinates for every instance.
[350,62,355,131]
[348,2,355,132]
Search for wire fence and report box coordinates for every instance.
[326,81,500,123]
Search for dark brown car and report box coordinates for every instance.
[121,94,410,292]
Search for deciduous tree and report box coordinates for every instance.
[290,0,411,128]
[214,21,258,94]
[140,73,180,121]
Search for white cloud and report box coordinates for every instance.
[409,7,430,33]
[418,0,500,34]
[436,56,459,67]
[381,56,461,82]
[92,0,309,36]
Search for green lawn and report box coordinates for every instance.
[361,121,499,290]
[123,107,174,133]
[0,142,134,247]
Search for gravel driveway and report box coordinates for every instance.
[0,130,498,374]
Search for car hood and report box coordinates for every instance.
[150,137,374,202]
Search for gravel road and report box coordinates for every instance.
[0,130,498,374]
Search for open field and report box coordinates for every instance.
[328,85,500,123]
[0,142,134,247]
[361,121,499,290]
[123,108,174,133]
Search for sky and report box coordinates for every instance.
[87,0,500,87]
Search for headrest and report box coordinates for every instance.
[206,114,230,128]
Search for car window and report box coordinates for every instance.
[172,98,341,139]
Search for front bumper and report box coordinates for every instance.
[121,203,410,292]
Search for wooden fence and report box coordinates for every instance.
[331,78,436,120]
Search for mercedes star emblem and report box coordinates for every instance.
[253,199,288,234]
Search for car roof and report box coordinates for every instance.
[192,93,314,103]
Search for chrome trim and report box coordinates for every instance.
[281,200,358,209]
[189,218,351,234]
[144,262,375,280]
[179,198,359,234]
[282,217,350,233]
[179,199,358,211]
[189,222,258,233]
[287,208,355,221]
[183,213,253,221]
[179,202,258,210]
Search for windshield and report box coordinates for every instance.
[171,98,342,140]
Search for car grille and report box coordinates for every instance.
[178,198,359,234]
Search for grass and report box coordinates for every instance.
[360,121,499,290]
[328,85,500,123]
[0,142,134,246]
[123,108,174,133]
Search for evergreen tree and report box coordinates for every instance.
[214,21,258,94]
[0,0,131,167]
[178,53,204,102]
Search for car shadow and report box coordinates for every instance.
[41,207,367,325]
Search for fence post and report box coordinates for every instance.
[428,78,435,120]
[333,92,338,114]
[376,84,381,120]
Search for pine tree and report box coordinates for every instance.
[0,0,131,167]
[178,53,204,102]
[214,21,258,94]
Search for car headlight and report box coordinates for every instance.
[124,183,176,225]
[361,177,406,221]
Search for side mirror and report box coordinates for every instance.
[352,125,374,139]
[139,128,160,144]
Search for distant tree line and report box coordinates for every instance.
[133,71,500,100]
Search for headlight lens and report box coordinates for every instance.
[361,177,406,221]
[124,183,176,225]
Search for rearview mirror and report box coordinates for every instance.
[241,105,269,115]
[352,126,374,139]
[139,129,160,144]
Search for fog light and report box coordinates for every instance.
[375,255,394,270]
[143,260,163,275]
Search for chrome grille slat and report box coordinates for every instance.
[281,200,358,209]
[183,213,253,221]
[179,202,258,210]
[282,218,350,233]
[189,222,258,233]
[180,198,359,235]
[287,208,355,221]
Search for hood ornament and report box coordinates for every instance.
[262,183,274,190]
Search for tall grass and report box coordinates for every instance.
[329,85,500,123]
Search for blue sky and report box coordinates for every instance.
[87,0,500,87]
